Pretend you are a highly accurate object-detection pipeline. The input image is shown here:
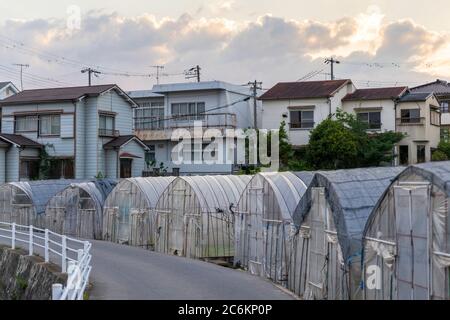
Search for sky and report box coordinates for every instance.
[0,0,449,91]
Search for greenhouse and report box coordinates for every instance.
[44,179,117,239]
[363,161,450,300]
[292,167,404,300]
[154,175,251,260]
[102,177,175,248]
[234,172,314,294]
[0,180,79,227]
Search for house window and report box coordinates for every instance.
[39,115,60,136]
[171,102,205,121]
[47,159,75,179]
[135,107,165,130]
[145,145,156,166]
[417,145,426,163]
[19,159,39,180]
[290,110,314,129]
[399,145,409,165]
[357,111,382,130]
[15,116,38,133]
[431,109,441,126]
[99,114,116,136]
[440,101,449,114]
[401,109,421,123]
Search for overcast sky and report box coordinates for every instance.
[0,0,449,90]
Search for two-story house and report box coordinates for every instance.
[410,79,450,141]
[260,79,355,146]
[342,86,440,165]
[0,84,148,183]
[395,92,441,164]
[0,82,19,100]
[130,81,259,175]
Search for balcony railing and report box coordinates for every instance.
[134,113,237,131]
[99,129,120,137]
[396,117,426,126]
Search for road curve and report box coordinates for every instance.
[88,240,293,300]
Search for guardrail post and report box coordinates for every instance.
[52,283,63,300]
[77,249,83,263]
[61,236,67,273]
[44,229,49,263]
[11,223,16,250]
[28,225,33,256]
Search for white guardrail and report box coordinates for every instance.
[0,221,92,300]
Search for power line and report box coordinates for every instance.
[81,68,101,86]
[247,80,262,129]
[324,57,340,80]
[185,65,201,82]
[151,65,165,85]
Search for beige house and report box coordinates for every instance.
[395,92,441,165]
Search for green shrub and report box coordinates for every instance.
[432,150,449,162]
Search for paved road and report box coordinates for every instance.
[88,240,293,300]
[0,230,292,300]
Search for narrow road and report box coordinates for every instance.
[88,240,292,300]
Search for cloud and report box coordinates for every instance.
[0,7,449,90]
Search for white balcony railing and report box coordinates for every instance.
[0,221,92,300]
[134,112,237,131]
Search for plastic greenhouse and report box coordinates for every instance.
[44,180,117,239]
[154,175,251,260]
[234,172,314,294]
[292,167,404,300]
[0,180,80,227]
[363,162,450,300]
[102,177,175,248]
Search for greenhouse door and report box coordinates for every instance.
[47,195,65,234]
[64,192,78,237]
[11,205,31,225]
[394,184,431,300]
[103,207,119,242]
[247,187,264,276]
[305,188,328,300]
[168,189,188,257]
[184,214,201,259]
[130,210,148,248]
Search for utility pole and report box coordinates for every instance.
[324,57,340,80]
[81,67,101,86]
[151,65,165,85]
[248,80,262,129]
[185,65,201,82]
[12,63,30,90]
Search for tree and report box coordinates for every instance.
[307,109,404,170]
[307,118,359,169]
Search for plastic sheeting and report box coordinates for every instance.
[155,175,251,260]
[0,179,81,227]
[44,179,117,239]
[292,167,404,300]
[102,177,175,248]
[363,161,450,300]
[234,172,313,295]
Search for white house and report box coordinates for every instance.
[0,84,148,183]
[410,79,450,141]
[129,81,260,175]
[260,79,355,146]
[0,82,19,100]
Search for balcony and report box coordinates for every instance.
[396,117,426,126]
[135,113,237,131]
[99,129,120,137]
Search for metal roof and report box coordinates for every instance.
[292,167,405,261]
[259,80,350,100]
[399,92,433,102]
[0,134,43,148]
[342,87,407,101]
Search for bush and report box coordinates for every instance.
[437,141,450,159]
[431,150,449,162]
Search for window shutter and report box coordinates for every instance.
[60,114,74,138]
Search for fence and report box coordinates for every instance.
[0,221,92,300]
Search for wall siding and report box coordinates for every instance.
[0,148,6,183]
[120,140,146,177]
[6,146,19,182]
